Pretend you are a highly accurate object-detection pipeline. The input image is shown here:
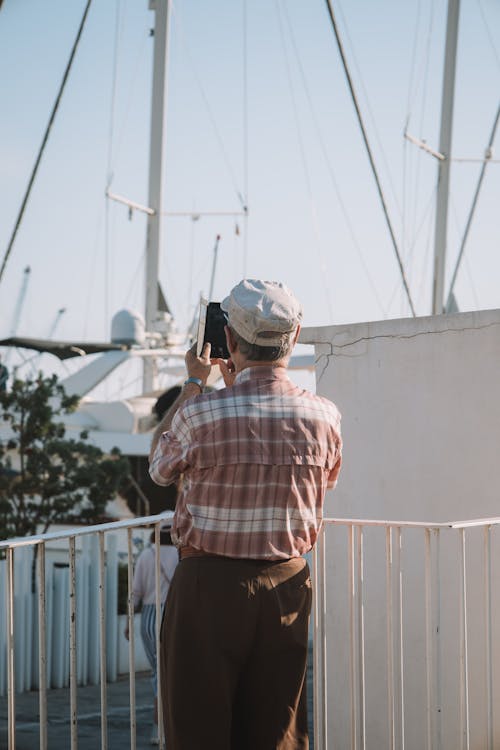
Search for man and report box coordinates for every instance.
[149,279,342,750]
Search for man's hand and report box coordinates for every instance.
[186,342,212,385]
[216,358,236,388]
[149,342,212,460]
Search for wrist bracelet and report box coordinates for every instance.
[184,376,204,391]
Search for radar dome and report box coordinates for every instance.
[111,310,145,345]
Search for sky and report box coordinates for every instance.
[0,0,499,390]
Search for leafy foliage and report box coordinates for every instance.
[0,374,130,540]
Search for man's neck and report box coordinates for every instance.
[236,360,288,374]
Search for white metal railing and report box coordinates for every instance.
[312,516,500,750]
[0,512,173,750]
[3,513,500,749]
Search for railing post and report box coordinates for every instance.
[458,528,469,750]
[424,528,436,750]
[99,531,108,750]
[386,527,395,750]
[38,542,48,750]
[6,546,15,750]
[348,525,357,750]
[356,526,366,750]
[435,529,442,750]
[484,526,493,750]
[154,522,165,749]
[312,523,327,750]
[127,528,137,750]
[69,536,78,749]
[394,527,405,750]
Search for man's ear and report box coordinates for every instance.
[224,325,237,355]
[292,325,301,347]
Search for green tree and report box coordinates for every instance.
[0,374,130,541]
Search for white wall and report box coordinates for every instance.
[303,308,500,523]
[302,308,500,750]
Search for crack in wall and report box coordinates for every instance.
[313,320,500,382]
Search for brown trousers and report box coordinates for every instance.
[160,555,311,750]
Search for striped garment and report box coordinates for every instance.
[150,365,342,560]
[140,603,160,695]
[132,545,179,607]
[132,546,178,695]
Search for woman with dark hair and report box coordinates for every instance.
[125,527,178,745]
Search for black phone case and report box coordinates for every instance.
[203,302,230,359]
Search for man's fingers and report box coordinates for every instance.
[217,358,232,373]
[187,341,210,362]
[185,341,212,384]
[201,342,211,360]
[215,358,236,387]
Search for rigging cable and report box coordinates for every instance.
[104,6,150,320]
[414,2,436,234]
[280,1,387,318]
[106,0,123,220]
[390,186,437,315]
[445,2,500,311]
[275,0,334,322]
[405,1,424,125]
[335,0,402,222]
[323,0,416,317]
[104,0,124,336]
[82,212,105,340]
[110,21,150,172]
[170,0,247,213]
[242,0,249,276]
[463,255,480,311]
[0,0,94,285]
[414,185,437,309]
[405,0,437,286]
[402,0,437,309]
[477,0,500,70]
[445,103,500,311]
[124,249,146,310]
[402,0,423,281]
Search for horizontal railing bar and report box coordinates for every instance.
[1,511,500,558]
[323,516,500,530]
[0,512,174,549]
[324,518,445,529]
[3,512,500,551]
[449,517,500,529]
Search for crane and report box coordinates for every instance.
[9,265,31,336]
[47,307,66,339]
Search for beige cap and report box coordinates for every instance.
[221,279,303,346]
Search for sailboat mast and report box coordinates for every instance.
[431,0,460,315]
[144,0,171,391]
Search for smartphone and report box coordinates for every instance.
[197,299,230,359]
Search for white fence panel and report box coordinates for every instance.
[0,518,168,697]
[313,518,500,750]
[0,513,172,750]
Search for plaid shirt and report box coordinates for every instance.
[150,366,342,560]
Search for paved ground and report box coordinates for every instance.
[0,672,157,750]
[0,652,315,749]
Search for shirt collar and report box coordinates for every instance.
[234,365,290,385]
